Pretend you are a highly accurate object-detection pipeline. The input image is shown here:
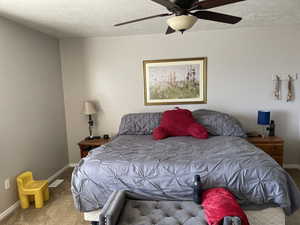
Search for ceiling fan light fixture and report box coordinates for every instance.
[166,15,197,31]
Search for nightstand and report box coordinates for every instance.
[247,136,284,166]
[78,138,111,158]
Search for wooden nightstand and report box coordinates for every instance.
[247,136,284,166]
[78,138,111,158]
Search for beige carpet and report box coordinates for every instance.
[1,168,299,225]
[286,169,300,225]
[0,168,88,225]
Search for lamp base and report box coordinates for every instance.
[85,136,101,140]
[85,136,94,140]
[260,125,269,138]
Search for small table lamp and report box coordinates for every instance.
[82,101,97,140]
[257,111,270,138]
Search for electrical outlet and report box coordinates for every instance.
[4,178,10,190]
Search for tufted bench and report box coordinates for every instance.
[98,190,240,225]
[86,191,285,225]
[115,200,206,225]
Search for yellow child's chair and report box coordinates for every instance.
[16,171,49,209]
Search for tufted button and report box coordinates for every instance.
[176,205,182,210]
[165,213,170,217]
[133,204,139,208]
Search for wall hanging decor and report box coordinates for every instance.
[287,75,293,102]
[272,74,297,102]
[143,57,207,105]
[273,75,281,100]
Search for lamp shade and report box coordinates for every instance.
[257,111,270,125]
[166,15,197,31]
[82,101,97,115]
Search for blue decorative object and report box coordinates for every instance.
[257,111,271,125]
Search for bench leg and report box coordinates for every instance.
[91,222,99,225]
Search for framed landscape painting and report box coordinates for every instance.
[143,57,207,105]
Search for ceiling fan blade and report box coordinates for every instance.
[151,0,183,13]
[190,0,245,10]
[114,13,171,26]
[192,10,242,24]
[166,26,176,35]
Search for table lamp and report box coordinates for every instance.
[82,101,97,140]
[257,111,270,138]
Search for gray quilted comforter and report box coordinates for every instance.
[71,135,300,215]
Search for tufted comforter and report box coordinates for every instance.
[71,135,300,215]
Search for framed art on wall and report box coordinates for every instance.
[143,57,207,105]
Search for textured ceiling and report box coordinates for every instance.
[0,0,299,38]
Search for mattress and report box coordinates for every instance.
[72,135,300,215]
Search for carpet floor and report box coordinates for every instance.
[1,168,299,225]
[0,168,88,225]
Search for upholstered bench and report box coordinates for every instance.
[86,199,285,225]
[97,190,243,225]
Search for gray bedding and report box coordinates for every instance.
[71,135,300,215]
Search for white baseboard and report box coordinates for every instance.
[0,164,72,221]
[0,201,20,221]
[48,165,70,183]
[69,163,78,167]
[283,164,300,170]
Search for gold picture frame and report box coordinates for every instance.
[143,57,207,105]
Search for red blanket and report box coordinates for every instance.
[202,188,249,225]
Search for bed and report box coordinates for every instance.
[71,110,300,223]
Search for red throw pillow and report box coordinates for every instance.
[188,123,209,139]
[153,108,208,140]
[152,127,168,140]
[202,188,250,225]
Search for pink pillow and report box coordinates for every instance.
[153,108,208,140]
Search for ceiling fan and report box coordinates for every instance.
[114,0,245,34]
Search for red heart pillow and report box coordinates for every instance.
[153,108,208,140]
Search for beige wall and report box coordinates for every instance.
[60,26,300,164]
[0,17,68,214]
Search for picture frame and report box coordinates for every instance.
[143,57,207,105]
